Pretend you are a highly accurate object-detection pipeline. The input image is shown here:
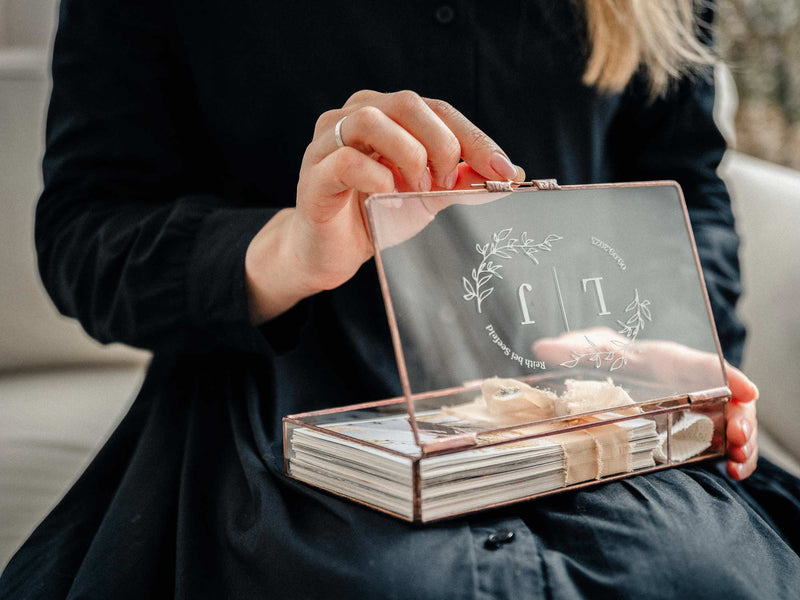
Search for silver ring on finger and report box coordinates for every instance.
[334,115,349,149]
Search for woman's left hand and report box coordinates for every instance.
[725,364,759,480]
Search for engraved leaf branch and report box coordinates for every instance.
[462,228,563,313]
[616,289,651,340]
[560,289,652,372]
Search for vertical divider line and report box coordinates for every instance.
[552,266,570,332]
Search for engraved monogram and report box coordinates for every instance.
[461,228,653,373]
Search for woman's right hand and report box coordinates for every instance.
[245,90,524,324]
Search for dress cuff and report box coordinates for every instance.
[185,201,310,356]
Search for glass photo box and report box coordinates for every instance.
[283,181,730,523]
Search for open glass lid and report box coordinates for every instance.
[365,181,729,451]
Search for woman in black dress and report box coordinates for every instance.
[2,1,798,597]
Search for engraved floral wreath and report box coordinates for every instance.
[461,227,563,313]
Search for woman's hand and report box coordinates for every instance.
[725,364,759,480]
[245,90,523,324]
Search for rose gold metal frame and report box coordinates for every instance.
[282,396,729,523]
[282,180,731,523]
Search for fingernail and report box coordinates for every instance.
[419,169,432,192]
[741,442,753,458]
[490,151,518,180]
[749,381,760,400]
[444,169,458,190]
[741,419,753,441]
[515,165,526,181]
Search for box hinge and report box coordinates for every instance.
[688,386,731,404]
[472,179,560,193]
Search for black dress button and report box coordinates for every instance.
[434,5,455,25]
[484,529,515,550]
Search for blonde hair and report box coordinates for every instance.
[581,0,716,96]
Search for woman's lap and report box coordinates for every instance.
[256,455,800,599]
[512,461,800,599]
[2,373,798,599]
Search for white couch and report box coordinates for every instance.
[1,1,799,571]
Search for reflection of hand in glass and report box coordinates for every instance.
[533,327,760,479]
[533,327,725,390]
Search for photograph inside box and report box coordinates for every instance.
[284,181,730,522]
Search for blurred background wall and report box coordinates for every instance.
[719,0,800,169]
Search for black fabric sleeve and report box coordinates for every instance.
[35,0,303,355]
[606,71,746,367]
